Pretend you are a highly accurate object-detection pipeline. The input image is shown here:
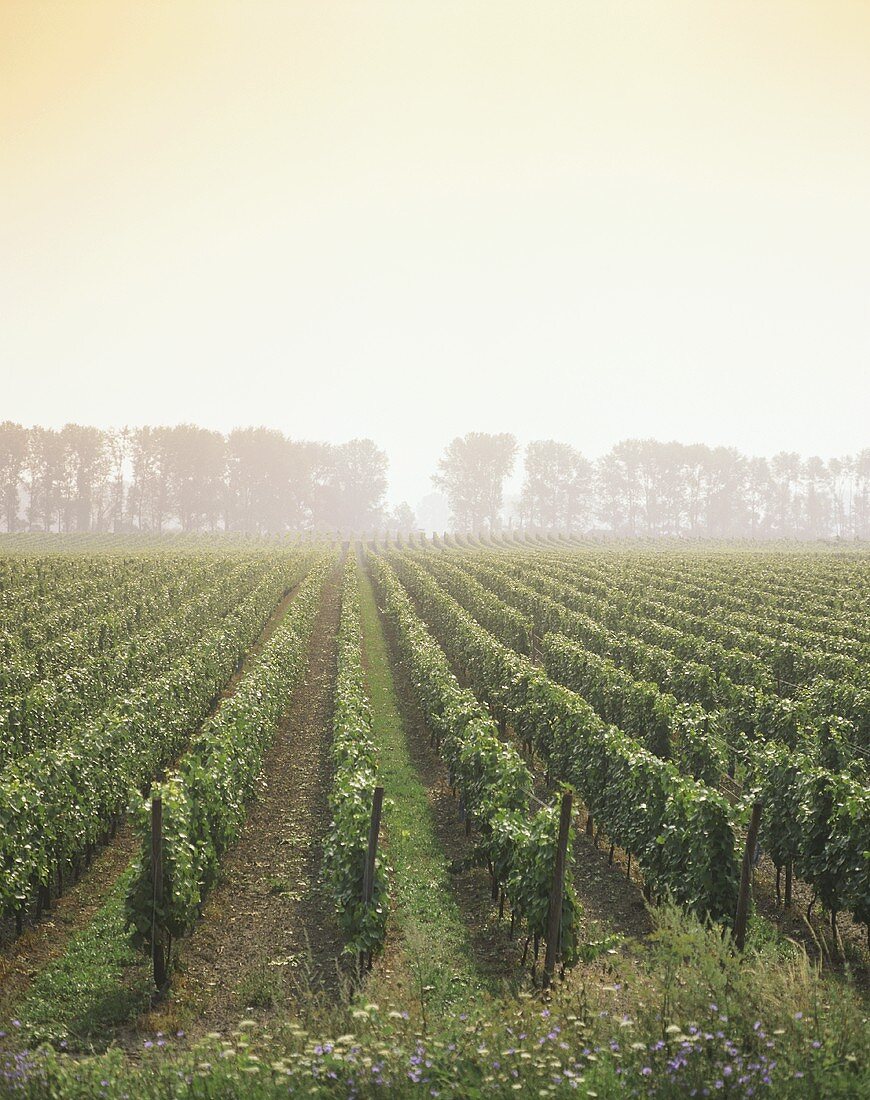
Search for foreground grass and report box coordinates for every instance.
[6,866,151,1052]
[357,563,489,1013]
[2,905,868,1097]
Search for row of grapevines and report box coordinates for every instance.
[370,554,582,967]
[534,551,867,686]
[489,554,778,693]
[1,558,274,764]
[389,552,739,922]
[0,552,314,923]
[0,556,196,706]
[415,552,725,783]
[438,552,745,753]
[322,557,388,958]
[751,742,870,937]
[416,553,534,655]
[429,548,869,933]
[548,552,869,737]
[453,555,850,758]
[535,554,869,928]
[540,635,726,784]
[0,554,161,633]
[624,553,870,649]
[618,549,870,640]
[126,555,333,967]
[454,556,730,710]
[500,551,870,756]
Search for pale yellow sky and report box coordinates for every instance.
[2,1,868,503]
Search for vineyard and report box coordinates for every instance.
[0,535,868,1098]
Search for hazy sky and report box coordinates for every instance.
[2,1,869,506]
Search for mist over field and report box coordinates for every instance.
[2,0,869,524]
[1,422,868,538]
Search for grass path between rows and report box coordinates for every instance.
[356,565,490,1017]
[5,869,152,1051]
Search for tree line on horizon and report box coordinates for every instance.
[0,421,868,539]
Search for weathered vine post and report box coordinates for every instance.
[151,795,167,990]
[361,786,384,971]
[543,791,573,990]
[734,800,763,951]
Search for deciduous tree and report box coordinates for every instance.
[520,440,592,530]
[433,432,517,530]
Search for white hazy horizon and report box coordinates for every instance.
[2,1,869,507]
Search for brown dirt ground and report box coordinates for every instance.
[0,578,305,1018]
[147,566,346,1038]
[753,852,869,986]
[0,827,139,1021]
[568,809,653,942]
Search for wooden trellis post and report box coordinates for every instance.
[151,795,167,990]
[543,791,573,990]
[734,801,763,951]
[360,786,384,971]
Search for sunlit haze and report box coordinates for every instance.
[2,1,869,507]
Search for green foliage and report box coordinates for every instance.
[124,555,333,972]
[322,557,387,957]
[389,551,740,922]
[425,545,870,929]
[542,632,727,784]
[125,777,201,955]
[370,553,581,968]
[751,742,870,930]
[0,550,317,922]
